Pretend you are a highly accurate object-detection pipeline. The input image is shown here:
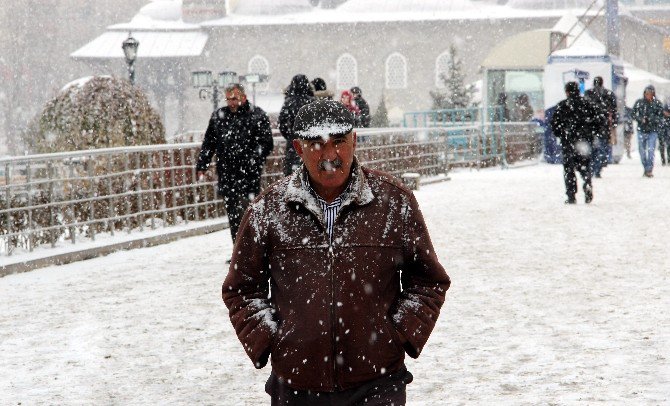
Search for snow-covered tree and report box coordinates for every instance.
[371,94,389,128]
[430,45,477,110]
[22,76,165,154]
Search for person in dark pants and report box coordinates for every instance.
[623,106,634,159]
[279,74,314,175]
[551,81,601,204]
[196,83,273,252]
[351,86,371,128]
[223,100,450,405]
[584,76,618,178]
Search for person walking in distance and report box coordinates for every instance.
[196,83,273,253]
[584,76,618,178]
[632,85,664,177]
[339,89,361,126]
[551,81,601,204]
[350,86,371,128]
[311,77,334,101]
[279,74,315,176]
[222,100,450,405]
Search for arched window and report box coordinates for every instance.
[336,53,358,90]
[247,55,270,92]
[385,52,407,89]
[435,51,451,88]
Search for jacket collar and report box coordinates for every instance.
[284,157,374,223]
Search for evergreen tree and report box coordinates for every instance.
[430,45,477,110]
[371,94,389,128]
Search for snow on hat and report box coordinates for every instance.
[293,99,354,140]
[644,85,656,95]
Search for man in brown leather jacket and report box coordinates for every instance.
[222,99,450,405]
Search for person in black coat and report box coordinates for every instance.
[584,76,618,178]
[550,81,602,204]
[279,74,314,175]
[311,77,334,100]
[351,86,371,128]
[196,83,273,245]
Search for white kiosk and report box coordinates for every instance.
[544,38,627,163]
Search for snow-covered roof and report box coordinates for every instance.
[203,0,611,27]
[481,13,604,71]
[232,0,316,15]
[549,16,607,59]
[481,30,554,70]
[71,0,208,59]
[506,0,603,9]
[71,30,208,59]
[336,0,480,13]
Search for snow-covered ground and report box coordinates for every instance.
[1,154,669,405]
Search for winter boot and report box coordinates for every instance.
[584,186,593,204]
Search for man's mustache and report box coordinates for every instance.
[318,158,343,171]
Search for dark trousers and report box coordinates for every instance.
[590,135,609,177]
[265,368,413,406]
[222,193,252,243]
[563,148,592,201]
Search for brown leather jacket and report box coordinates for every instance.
[222,161,450,392]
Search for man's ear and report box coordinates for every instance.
[292,139,304,157]
[351,131,357,150]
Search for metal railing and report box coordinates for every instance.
[0,129,447,256]
[0,125,540,256]
[403,107,543,168]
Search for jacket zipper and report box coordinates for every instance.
[328,239,339,390]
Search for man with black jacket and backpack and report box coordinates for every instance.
[551,81,602,204]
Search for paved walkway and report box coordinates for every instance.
[1,156,668,404]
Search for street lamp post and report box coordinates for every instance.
[191,70,239,111]
[121,33,139,85]
[241,73,269,106]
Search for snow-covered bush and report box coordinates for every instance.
[22,76,165,154]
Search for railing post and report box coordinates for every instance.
[170,150,177,223]
[87,158,96,241]
[190,149,200,222]
[5,163,12,256]
[179,148,188,224]
[135,152,144,232]
[26,162,33,251]
[148,152,156,230]
[107,158,115,236]
[500,120,509,169]
[478,107,485,169]
[124,153,131,234]
[159,150,167,228]
[47,162,56,248]
[68,160,76,244]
